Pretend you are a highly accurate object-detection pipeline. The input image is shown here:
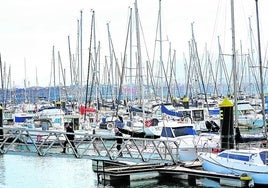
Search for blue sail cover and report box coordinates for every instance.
[160,104,183,117]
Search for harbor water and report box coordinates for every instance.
[0,153,95,188]
[0,153,232,188]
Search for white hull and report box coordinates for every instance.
[200,149,268,185]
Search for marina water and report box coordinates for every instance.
[0,153,235,188]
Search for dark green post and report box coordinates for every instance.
[219,97,234,150]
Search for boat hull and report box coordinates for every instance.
[201,153,268,185]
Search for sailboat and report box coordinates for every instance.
[199,0,268,186]
[200,148,268,185]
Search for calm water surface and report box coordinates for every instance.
[0,154,96,188]
[0,153,229,188]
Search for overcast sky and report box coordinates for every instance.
[0,0,267,88]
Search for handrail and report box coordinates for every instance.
[0,127,182,164]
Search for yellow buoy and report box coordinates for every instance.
[240,173,252,181]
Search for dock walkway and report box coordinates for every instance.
[0,127,253,187]
[0,126,183,164]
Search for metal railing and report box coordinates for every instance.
[0,127,184,165]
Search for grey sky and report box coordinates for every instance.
[0,0,267,87]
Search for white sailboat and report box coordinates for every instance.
[200,148,268,185]
[199,0,268,186]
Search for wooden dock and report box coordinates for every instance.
[93,159,253,187]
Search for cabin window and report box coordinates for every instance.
[182,111,191,118]
[219,152,250,162]
[192,110,204,121]
[236,111,242,115]
[54,118,61,124]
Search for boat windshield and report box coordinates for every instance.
[260,151,268,164]
[172,126,196,137]
[161,126,197,138]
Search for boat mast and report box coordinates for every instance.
[107,23,115,105]
[255,0,267,136]
[57,51,62,101]
[248,17,254,95]
[231,0,238,131]
[68,36,73,85]
[84,10,94,120]
[134,0,144,107]
[52,46,56,101]
[158,0,164,102]
[24,58,28,103]
[129,8,133,101]
[80,10,83,105]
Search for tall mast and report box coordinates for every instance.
[80,10,83,100]
[107,23,114,102]
[129,8,133,101]
[134,0,143,106]
[159,0,163,102]
[248,17,254,95]
[255,0,266,136]
[68,35,73,85]
[24,58,27,103]
[84,10,94,120]
[76,19,79,84]
[231,0,238,130]
[52,46,56,101]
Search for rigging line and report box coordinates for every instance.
[116,7,132,116]
[209,0,222,53]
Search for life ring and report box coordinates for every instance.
[107,123,114,130]
[144,120,152,127]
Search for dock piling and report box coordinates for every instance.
[188,175,196,186]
